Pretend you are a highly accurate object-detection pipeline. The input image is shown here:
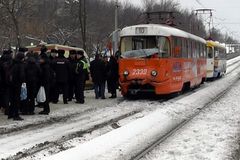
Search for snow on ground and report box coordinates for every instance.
[44,57,240,160]
[141,78,240,160]
[1,56,240,160]
[0,90,167,159]
[0,91,122,134]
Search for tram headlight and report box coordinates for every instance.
[123,70,129,77]
[151,70,158,77]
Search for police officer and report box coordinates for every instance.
[52,49,70,104]
[68,50,77,101]
[78,50,90,90]
[74,50,85,104]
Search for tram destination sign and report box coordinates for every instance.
[135,27,148,35]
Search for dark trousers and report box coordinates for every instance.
[49,82,56,102]
[108,80,117,96]
[41,84,50,113]
[9,85,21,118]
[53,82,68,103]
[94,82,105,99]
[0,87,10,115]
[75,76,85,103]
[68,80,75,100]
[25,83,37,113]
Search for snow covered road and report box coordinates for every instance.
[1,56,240,160]
[44,56,240,160]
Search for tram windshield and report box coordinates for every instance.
[121,36,170,58]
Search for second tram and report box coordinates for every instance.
[206,40,227,79]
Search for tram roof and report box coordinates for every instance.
[206,40,226,49]
[120,24,206,43]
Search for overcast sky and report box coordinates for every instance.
[118,0,240,40]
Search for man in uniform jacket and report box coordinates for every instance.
[68,50,77,101]
[74,51,85,104]
[52,49,70,104]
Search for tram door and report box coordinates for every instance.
[207,46,214,78]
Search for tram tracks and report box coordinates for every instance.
[131,60,240,160]
[132,78,237,160]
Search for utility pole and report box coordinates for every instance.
[195,9,214,39]
[114,0,118,31]
[112,0,119,55]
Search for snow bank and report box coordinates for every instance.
[44,61,240,160]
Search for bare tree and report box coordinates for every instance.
[0,0,33,49]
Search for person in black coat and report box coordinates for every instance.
[68,50,77,101]
[52,49,70,104]
[0,50,13,115]
[106,55,119,98]
[39,54,51,115]
[9,52,25,121]
[49,49,57,102]
[24,56,41,115]
[74,51,85,104]
[90,54,107,99]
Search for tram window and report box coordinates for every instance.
[173,37,182,58]
[121,37,132,52]
[201,44,204,57]
[157,37,170,58]
[207,47,213,58]
[214,48,219,58]
[133,40,144,50]
[192,41,196,58]
[202,44,206,58]
[196,42,200,58]
[188,40,192,58]
[199,44,203,58]
[182,39,188,58]
[121,36,163,58]
[219,48,226,59]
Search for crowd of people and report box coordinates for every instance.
[0,46,119,121]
